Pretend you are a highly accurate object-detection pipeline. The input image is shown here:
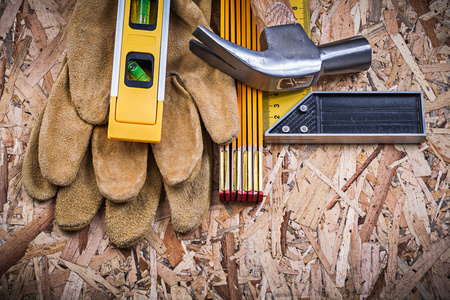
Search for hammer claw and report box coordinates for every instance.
[191,26,262,72]
[190,25,274,90]
[189,40,238,76]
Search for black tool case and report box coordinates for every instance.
[264,91,426,144]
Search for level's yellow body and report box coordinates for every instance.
[108,0,170,143]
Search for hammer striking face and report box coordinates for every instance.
[189,23,372,92]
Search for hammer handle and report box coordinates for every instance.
[250,0,296,31]
[318,36,372,76]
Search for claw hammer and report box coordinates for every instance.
[189,0,372,92]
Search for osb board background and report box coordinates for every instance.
[0,0,449,299]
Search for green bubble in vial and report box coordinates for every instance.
[137,0,150,24]
[127,60,151,82]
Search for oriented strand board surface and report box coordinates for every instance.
[0,0,450,298]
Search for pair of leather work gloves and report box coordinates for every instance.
[22,0,239,247]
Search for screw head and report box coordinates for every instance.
[299,105,308,113]
[300,126,308,133]
[282,126,290,133]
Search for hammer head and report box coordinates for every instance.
[189,23,371,92]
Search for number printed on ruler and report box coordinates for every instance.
[262,0,312,132]
[290,0,309,28]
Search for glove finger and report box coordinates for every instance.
[22,107,58,201]
[166,129,212,234]
[170,0,210,27]
[152,74,202,186]
[92,125,148,203]
[55,146,104,231]
[168,0,239,145]
[184,71,239,145]
[106,150,163,248]
[193,0,212,24]
[67,0,117,125]
[39,59,93,186]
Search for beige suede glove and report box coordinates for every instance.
[23,0,239,247]
[38,0,148,201]
[22,0,158,248]
[151,0,239,233]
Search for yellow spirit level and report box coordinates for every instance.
[108,0,170,143]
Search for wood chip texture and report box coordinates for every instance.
[0,0,449,298]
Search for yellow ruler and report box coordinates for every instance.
[220,0,310,202]
[220,0,263,202]
[262,0,311,132]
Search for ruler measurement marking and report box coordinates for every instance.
[220,0,309,202]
